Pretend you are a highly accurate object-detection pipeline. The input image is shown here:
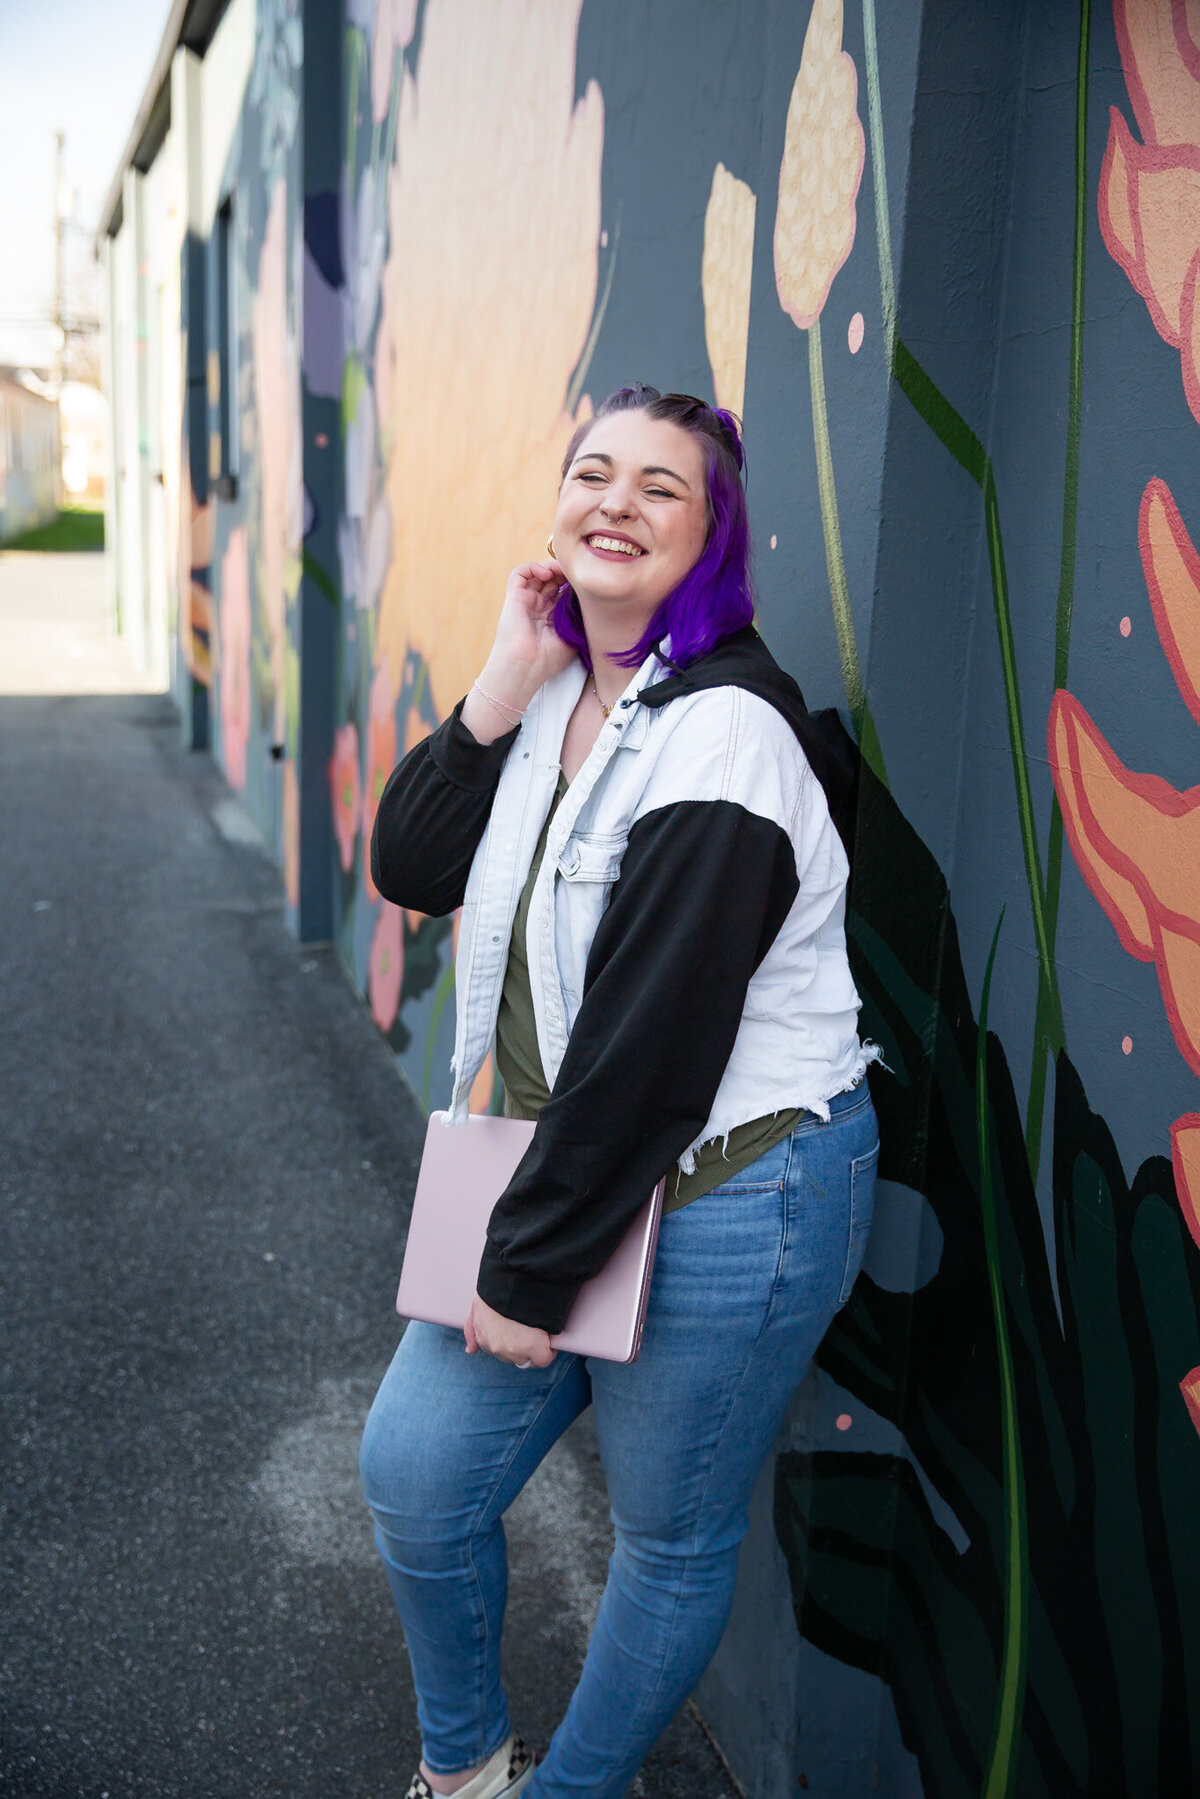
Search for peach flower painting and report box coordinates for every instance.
[774,0,865,333]
[1098,0,1200,423]
[374,0,603,722]
[773,0,873,756]
[703,163,757,419]
[218,526,252,792]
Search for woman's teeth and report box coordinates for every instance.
[588,536,643,556]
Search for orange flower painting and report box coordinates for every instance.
[1098,0,1200,423]
[1055,1,1200,1434]
[1049,477,1200,1335]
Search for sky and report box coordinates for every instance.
[0,0,175,370]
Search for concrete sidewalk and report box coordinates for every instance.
[0,552,734,1799]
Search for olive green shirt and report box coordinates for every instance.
[494,772,801,1212]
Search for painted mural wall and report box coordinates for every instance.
[105,0,1200,1791]
[169,0,306,910]
[322,1,1200,1794]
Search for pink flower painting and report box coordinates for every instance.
[329,722,362,875]
[369,901,404,1032]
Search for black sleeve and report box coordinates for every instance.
[370,699,518,916]
[475,797,800,1331]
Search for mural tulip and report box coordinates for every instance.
[773,0,879,772]
[1098,0,1200,423]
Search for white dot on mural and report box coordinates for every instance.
[770,534,778,550]
[835,1412,852,1432]
[1120,615,1132,638]
[1122,1035,1133,1055]
[848,312,865,354]
[600,229,608,249]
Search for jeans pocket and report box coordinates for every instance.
[838,1141,879,1305]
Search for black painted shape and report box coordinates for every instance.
[776,759,1200,1798]
[304,191,343,290]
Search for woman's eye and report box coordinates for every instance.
[577,471,605,484]
[646,487,675,499]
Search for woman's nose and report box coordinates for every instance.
[599,484,634,520]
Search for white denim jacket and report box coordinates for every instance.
[372,625,874,1330]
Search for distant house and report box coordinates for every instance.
[0,370,59,544]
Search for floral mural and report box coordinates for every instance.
[1050,0,1200,1438]
[767,2,1200,1794]
[151,0,1200,1789]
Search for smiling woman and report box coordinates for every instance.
[359,384,878,1799]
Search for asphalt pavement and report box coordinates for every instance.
[0,551,735,1799]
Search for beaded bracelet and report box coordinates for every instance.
[473,678,527,721]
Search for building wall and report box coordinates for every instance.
[0,378,58,543]
[322,2,1200,1792]
[103,0,1200,1790]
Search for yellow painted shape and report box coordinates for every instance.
[703,163,757,418]
[774,0,865,331]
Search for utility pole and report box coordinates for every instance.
[53,130,66,393]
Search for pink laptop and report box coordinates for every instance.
[396,1111,666,1364]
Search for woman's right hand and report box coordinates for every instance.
[462,560,576,743]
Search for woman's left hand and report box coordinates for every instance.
[465,1295,557,1368]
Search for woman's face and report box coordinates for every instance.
[552,410,709,624]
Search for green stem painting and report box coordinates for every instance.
[808,318,888,784]
[892,341,1065,1057]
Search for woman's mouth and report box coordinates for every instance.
[585,533,646,560]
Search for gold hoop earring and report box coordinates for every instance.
[545,533,556,559]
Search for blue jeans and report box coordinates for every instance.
[359,1084,878,1797]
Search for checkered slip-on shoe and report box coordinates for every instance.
[404,1734,535,1799]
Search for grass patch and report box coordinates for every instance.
[3,504,106,553]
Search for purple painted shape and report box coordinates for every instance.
[303,244,345,399]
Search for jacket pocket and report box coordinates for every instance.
[556,830,628,884]
[838,1141,879,1305]
[554,831,629,1019]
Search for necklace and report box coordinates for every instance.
[590,681,614,718]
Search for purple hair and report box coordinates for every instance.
[550,384,754,671]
